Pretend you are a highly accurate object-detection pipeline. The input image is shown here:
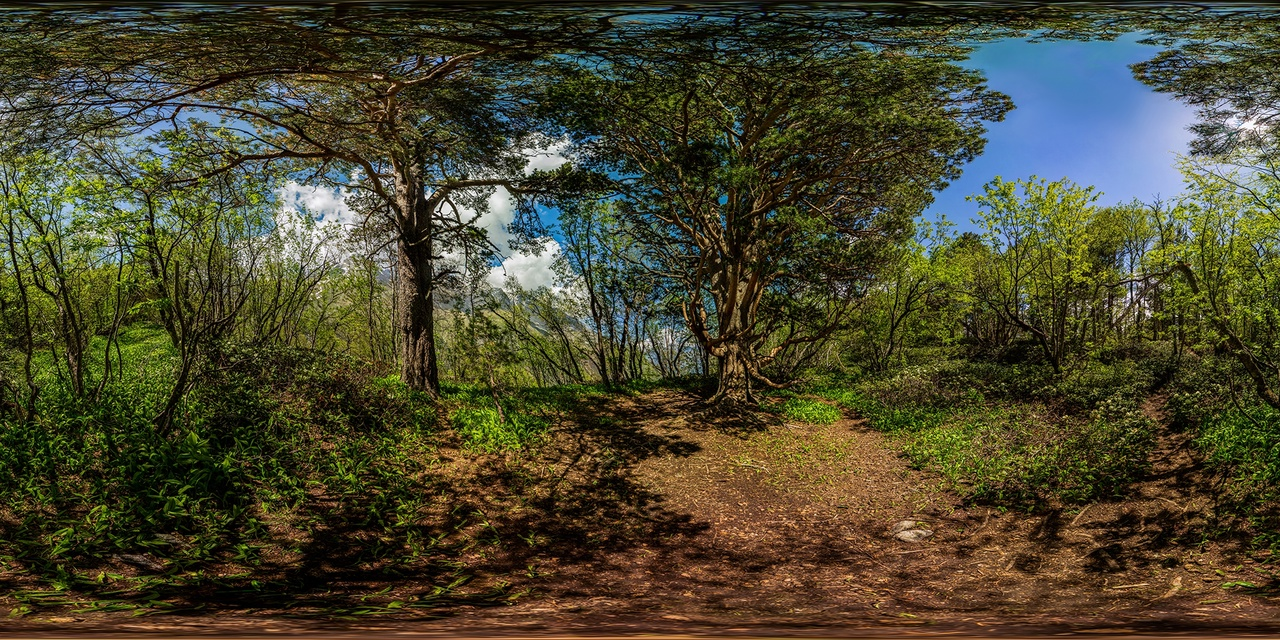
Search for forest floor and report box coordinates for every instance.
[7,388,1280,636]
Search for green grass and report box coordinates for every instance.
[451,407,548,453]
[779,397,842,425]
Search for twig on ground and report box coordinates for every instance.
[1070,505,1091,526]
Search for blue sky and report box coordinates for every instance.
[926,32,1199,231]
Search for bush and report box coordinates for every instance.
[1167,354,1235,430]
[0,342,440,580]
[903,394,1155,505]
[1050,360,1156,412]
[1197,405,1280,508]
[824,388,951,434]
[812,358,1157,508]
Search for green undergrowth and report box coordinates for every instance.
[1170,355,1280,543]
[0,334,658,608]
[0,338,444,593]
[811,359,1157,507]
[438,377,706,451]
[778,397,843,425]
[439,382,595,452]
[450,407,549,452]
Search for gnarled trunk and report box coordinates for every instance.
[709,341,754,406]
[699,265,762,408]
[394,161,440,397]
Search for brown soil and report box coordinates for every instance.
[6,388,1280,636]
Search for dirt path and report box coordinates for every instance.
[460,389,1280,633]
[7,388,1280,636]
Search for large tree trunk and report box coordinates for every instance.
[394,162,441,397]
[709,341,754,406]
[703,269,760,408]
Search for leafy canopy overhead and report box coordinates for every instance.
[549,22,1011,396]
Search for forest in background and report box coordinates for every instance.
[5,2,1280,618]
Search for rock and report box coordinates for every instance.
[114,553,164,573]
[893,529,933,543]
[890,520,922,534]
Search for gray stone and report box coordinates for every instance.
[890,520,921,534]
[893,528,934,543]
[114,553,164,572]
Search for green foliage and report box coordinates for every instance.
[1199,406,1280,491]
[0,341,439,580]
[442,382,559,452]
[779,397,842,425]
[844,218,963,372]
[824,360,1155,507]
[450,407,548,453]
[1050,360,1158,412]
[902,394,1154,505]
[1166,355,1236,430]
[553,31,1012,398]
[967,176,1141,371]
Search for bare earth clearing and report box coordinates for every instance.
[6,389,1280,636]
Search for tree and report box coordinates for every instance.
[852,219,957,371]
[100,136,289,432]
[1164,152,1280,410]
[970,176,1121,372]
[0,7,579,396]
[1132,10,1280,156]
[554,27,1010,405]
[556,200,669,386]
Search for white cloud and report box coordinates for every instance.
[486,237,562,291]
[523,139,572,175]
[475,187,517,249]
[275,141,573,281]
[277,182,356,227]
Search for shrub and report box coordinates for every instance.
[1167,354,1235,430]
[1197,405,1280,507]
[902,393,1154,505]
[1050,360,1156,412]
[0,342,440,581]
[814,358,1157,508]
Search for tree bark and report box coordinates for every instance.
[700,270,760,407]
[710,341,754,406]
[394,161,441,397]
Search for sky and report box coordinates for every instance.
[278,145,572,292]
[925,31,1199,231]
[280,33,1202,291]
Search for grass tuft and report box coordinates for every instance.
[779,397,842,425]
[451,407,548,452]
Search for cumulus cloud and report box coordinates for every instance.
[274,140,573,288]
[475,187,518,249]
[486,237,563,291]
[276,182,357,227]
[462,140,572,292]
[523,138,572,175]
